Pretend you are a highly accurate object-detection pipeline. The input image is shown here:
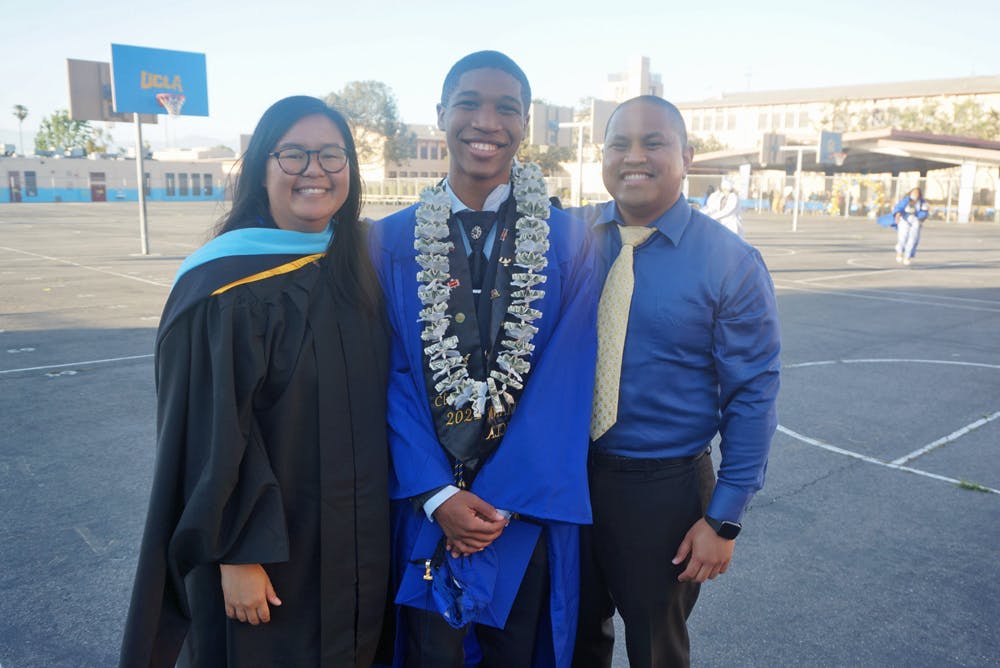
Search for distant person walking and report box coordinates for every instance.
[701,178,744,237]
[892,187,929,265]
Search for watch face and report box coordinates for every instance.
[717,521,741,540]
[706,516,741,539]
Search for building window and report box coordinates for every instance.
[420,145,428,160]
[191,174,201,197]
[388,171,398,178]
[758,112,768,130]
[441,146,447,159]
[179,173,189,196]
[144,172,151,196]
[203,174,213,196]
[25,171,37,197]
[714,110,725,131]
[727,112,736,130]
[771,110,782,129]
[799,110,809,127]
[430,145,439,160]
[785,111,795,128]
[691,113,702,132]
[166,173,176,196]
[420,171,428,178]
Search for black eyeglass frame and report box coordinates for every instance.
[268,145,350,175]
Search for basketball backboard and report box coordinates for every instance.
[67,59,158,124]
[817,130,843,165]
[110,44,208,116]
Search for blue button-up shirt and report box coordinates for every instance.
[584,197,780,523]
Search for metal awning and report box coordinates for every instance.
[691,128,1000,174]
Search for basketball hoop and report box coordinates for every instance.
[831,152,847,167]
[155,93,186,117]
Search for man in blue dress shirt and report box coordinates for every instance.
[570,96,781,668]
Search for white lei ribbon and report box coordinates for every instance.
[414,161,550,419]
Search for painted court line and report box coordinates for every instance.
[798,267,902,283]
[891,410,1000,465]
[851,287,1000,306]
[0,246,172,288]
[839,358,1000,370]
[776,424,1000,495]
[0,354,153,375]
[772,281,1000,313]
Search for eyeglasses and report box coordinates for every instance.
[269,145,349,175]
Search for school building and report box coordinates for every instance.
[2,150,231,203]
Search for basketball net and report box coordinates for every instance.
[156,93,186,116]
[155,93,186,149]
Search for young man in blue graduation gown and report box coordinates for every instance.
[370,51,597,667]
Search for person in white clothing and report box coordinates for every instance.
[701,178,744,237]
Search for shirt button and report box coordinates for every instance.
[455,313,466,323]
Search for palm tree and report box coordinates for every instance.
[12,105,28,155]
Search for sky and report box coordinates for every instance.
[2,0,997,151]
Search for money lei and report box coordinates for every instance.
[414,161,550,419]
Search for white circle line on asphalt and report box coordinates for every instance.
[756,246,797,256]
[785,358,1000,370]
[776,424,1000,495]
[779,358,1000,494]
[772,281,1000,313]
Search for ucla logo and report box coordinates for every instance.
[140,71,184,91]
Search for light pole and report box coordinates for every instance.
[12,105,28,155]
[559,121,587,207]
[780,145,815,232]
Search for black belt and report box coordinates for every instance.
[589,445,711,471]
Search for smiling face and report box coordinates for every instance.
[602,100,693,227]
[437,67,527,208]
[264,113,349,232]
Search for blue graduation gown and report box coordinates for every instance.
[370,204,597,667]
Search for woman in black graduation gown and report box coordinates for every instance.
[119,96,390,667]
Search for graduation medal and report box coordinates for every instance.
[414,161,550,421]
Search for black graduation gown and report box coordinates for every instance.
[119,253,390,667]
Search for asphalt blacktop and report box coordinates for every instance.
[1,201,998,667]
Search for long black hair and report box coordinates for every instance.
[215,95,378,312]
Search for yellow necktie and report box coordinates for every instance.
[591,224,655,441]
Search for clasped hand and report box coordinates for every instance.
[432,489,507,557]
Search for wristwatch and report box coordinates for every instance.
[704,515,741,540]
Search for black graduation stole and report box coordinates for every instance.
[420,195,530,481]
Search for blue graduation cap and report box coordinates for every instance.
[395,517,542,629]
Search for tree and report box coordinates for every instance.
[12,105,28,155]
[688,135,727,153]
[575,96,595,143]
[517,144,575,176]
[85,127,113,155]
[819,98,1000,140]
[324,81,415,164]
[34,109,96,154]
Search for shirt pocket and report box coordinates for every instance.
[654,295,714,358]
